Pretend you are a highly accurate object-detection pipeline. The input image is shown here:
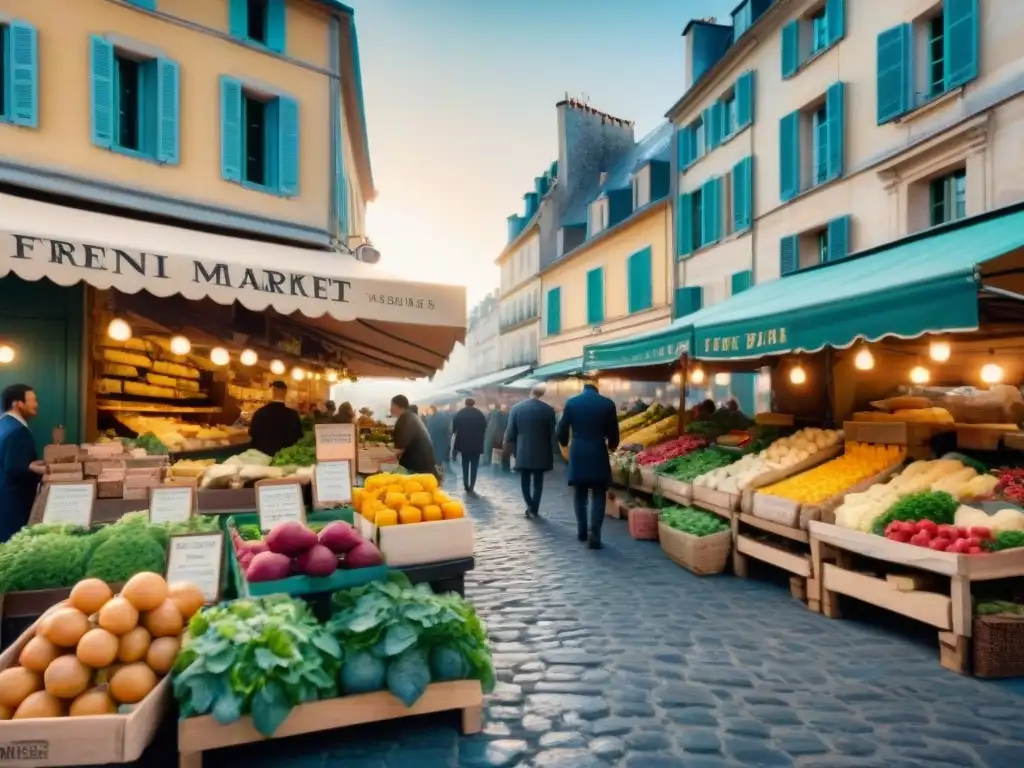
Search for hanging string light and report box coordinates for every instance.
[239,349,258,367]
[107,318,132,342]
[790,365,807,385]
[291,367,305,382]
[910,366,930,384]
[210,347,230,366]
[981,349,1004,384]
[689,367,705,384]
[714,372,731,386]
[270,360,286,375]
[325,370,339,383]
[929,340,951,363]
[0,345,14,364]
[854,347,875,371]
[169,335,191,355]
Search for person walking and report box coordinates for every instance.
[557,380,620,549]
[427,405,453,471]
[0,384,44,543]
[505,384,556,518]
[452,398,487,493]
[248,381,304,458]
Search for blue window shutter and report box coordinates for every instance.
[826,215,851,261]
[546,288,561,335]
[876,24,911,124]
[735,71,754,129]
[779,111,800,201]
[826,81,845,181]
[628,248,653,313]
[154,59,180,164]
[277,96,300,195]
[586,268,604,325]
[89,36,115,149]
[702,107,715,150]
[267,0,287,53]
[944,0,979,90]
[700,178,719,247]
[826,0,845,45]
[677,192,693,258]
[8,22,39,129]
[127,0,157,9]
[731,270,753,295]
[229,0,248,39]
[732,156,753,232]
[219,76,243,182]
[677,126,693,169]
[780,235,799,275]
[781,21,800,78]
[674,286,703,319]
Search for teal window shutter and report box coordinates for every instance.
[732,156,753,232]
[219,76,243,182]
[277,96,300,195]
[627,247,653,313]
[825,0,845,45]
[826,215,851,261]
[546,288,561,335]
[703,106,716,150]
[8,22,39,129]
[586,267,605,325]
[735,71,754,130]
[677,126,693,169]
[781,21,800,78]
[826,81,845,181]
[677,192,693,258]
[127,0,157,8]
[731,270,753,295]
[155,59,180,164]
[267,0,287,54]
[780,235,799,275]
[89,36,115,148]
[229,0,247,39]
[944,0,979,90]
[676,127,686,169]
[700,178,719,246]
[876,24,911,124]
[779,111,800,201]
[674,286,703,319]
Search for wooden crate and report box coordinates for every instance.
[655,475,691,506]
[691,485,739,519]
[177,681,483,768]
[731,514,818,611]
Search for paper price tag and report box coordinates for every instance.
[165,533,225,604]
[315,423,356,462]
[149,486,195,524]
[42,482,95,526]
[256,481,305,531]
[314,460,353,506]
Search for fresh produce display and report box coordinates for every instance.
[986,530,1024,551]
[271,439,316,468]
[836,459,1000,532]
[132,433,169,455]
[684,409,752,440]
[635,435,705,466]
[357,473,465,525]
[656,448,737,483]
[229,520,383,582]
[854,407,954,423]
[757,442,903,506]
[870,490,958,535]
[995,468,1024,504]
[622,416,679,450]
[955,505,1024,533]
[883,519,988,553]
[0,514,218,593]
[659,506,730,537]
[172,574,494,737]
[0,572,201,719]
[618,403,674,436]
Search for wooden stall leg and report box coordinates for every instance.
[731,516,749,578]
[812,540,842,619]
[179,752,203,768]
[789,576,807,603]
[939,631,970,674]
[950,576,972,639]
[808,538,825,614]
[461,704,483,735]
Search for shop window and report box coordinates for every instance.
[229,0,286,54]
[220,76,300,196]
[930,168,966,225]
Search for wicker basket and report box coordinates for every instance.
[973,614,1024,678]
[658,524,731,575]
[629,508,660,540]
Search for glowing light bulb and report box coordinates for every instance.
[270,360,285,375]
[689,368,705,384]
[910,366,930,384]
[929,341,951,362]
[0,345,14,364]
[314,373,322,381]
[714,372,731,386]
[210,347,230,366]
[107,318,132,342]
[240,349,258,367]
[170,335,191,355]
[854,348,875,371]
[790,366,807,385]
[981,362,1004,384]
[326,370,339,383]
[291,367,305,381]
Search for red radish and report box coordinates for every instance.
[888,530,911,543]
[264,521,318,556]
[885,522,900,536]
[295,544,339,577]
[948,539,969,554]
[318,522,363,554]
[245,551,292,582]
[897,521,916,534]
[345,541,384,568]
[917,520,939,534]
[937,525,960,540]
[928,538,951,551]
[965,537,981,549]
[243,540,269,555]
[969,526,992,540]
[910,532,932,547]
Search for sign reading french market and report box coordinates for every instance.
[700,326,789,356]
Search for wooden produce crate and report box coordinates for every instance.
[738,445,844,515]
[658,524,731,575]
[731,514,817,611]
[808,521,1024,674]
[691,486,740,519]
[354,516,475,568]
[654,474,691,506]
[177,680,483,768]
[636,466,657,494]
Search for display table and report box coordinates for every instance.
[400,557,475,597]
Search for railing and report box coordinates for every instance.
[499,307,539,332]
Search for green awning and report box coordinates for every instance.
[530,357,584,379]
[582,324,689,372]
[690,208,1024,360]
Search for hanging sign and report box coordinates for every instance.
[42,481,96,526]
[255,479,306,531]
[165,532,225,604]
[313,460,353,508]
[148,486,196,524]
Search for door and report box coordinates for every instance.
[0,320,71,451]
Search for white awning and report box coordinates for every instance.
[453,365,532,391]
[0,193,467,378]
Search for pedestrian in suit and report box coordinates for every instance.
[0,384,43,543]
[427,406,453,469]
[452,398,487,493]
[556,381,620,549]
[505,384,556,518]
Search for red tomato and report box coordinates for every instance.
[967,546,984,554]
[937,525,961,540]
[910,532,932,547]
[928,538,951,551]
[969,526,993,540]
[897,521,917,534]
[887,531,911,543]
[918,519,939,533]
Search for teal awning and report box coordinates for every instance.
[689,208,1024,359]
[454,365,533,390]
[530,357,584,379]
[582,323,690,372]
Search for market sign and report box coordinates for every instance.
[698,326,790,357]
[583,336,689,373]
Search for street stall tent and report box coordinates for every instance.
[0,192,466,380]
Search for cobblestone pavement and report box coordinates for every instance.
[212,466,1024,768]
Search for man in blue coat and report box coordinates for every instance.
[557,380,620,549]
[0,384,42,543]
[505,384,556,518]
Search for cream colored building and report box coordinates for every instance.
[671,0,1020,310]
[498,230,541,370]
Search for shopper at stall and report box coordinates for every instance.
[390,395,438,476]
[452,398,487,493]
[335,401,355,424]
[505,383,556,518]
[0,384,43,543]
[557,380,620,549]
[249,381,304,458]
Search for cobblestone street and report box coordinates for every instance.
[213,466,1024,768]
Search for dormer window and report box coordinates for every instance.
[632,165,652,209]
[589,198,609,236]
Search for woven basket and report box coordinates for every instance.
[973,614,1024,678]
[658,524,731,575]
[629,508,660,540]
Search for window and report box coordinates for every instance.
[220,76,300,196]
[692,188,704,248]
[545,288,561,336]
[812,105,828,184]
[811,8,829,54]
[633,165,651,209]
[733,1,752,40]
[927,14,945,97]
[90,36,179,163]
[816,229,829,264]
[627,247,653,314]
[782,0,845,78]
[780,215,851,275]
[0,22,38,128]
[693,117,706,162]
[586,267,604,325]
[721,91,736,138]
[780,82,844,201]
[229,0,286,54]
[930,169,966,225]
[589,198,609,236]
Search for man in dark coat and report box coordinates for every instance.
[0,384,43,543]
[390,395,437,475]
[505,384,556,518]
[452,398,487,493]
[557,381,620,549]
[427,405,453,470]
[249,381,304,458]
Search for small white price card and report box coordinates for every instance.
[314,423,356,462]
[256,482,305,531]
[165,533,225,604]
[314,460,353,504]
[148,486,195,524]
[42,482,95,526]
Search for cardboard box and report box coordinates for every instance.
[355,516,474,567]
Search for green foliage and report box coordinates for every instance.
[0,532,92,592]
[656,448,736,482]
[871,491,958,536]
[986,530,1024,552]
[85,529,166,583]
[658,506,729,537]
